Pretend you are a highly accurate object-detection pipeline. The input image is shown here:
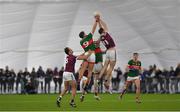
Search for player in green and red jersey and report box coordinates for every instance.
[78,20,97,93]
[79,39,103,102]
[93,40,104,100]
[120,53,142,103]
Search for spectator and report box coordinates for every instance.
[37,66,45,93]
[141,69,148,93]
[53,67,59,93]
[158,69,166,93]
[0,69,3,93]
[24,67,30,85]
[16,70,23,94]
[169,66,176,93]
[30,68,38,93]
[164,69,170,93]
[145,65,154,93]
[111,71,117,90]
[10,69,16,93]
[114,67,122,90]
[20,71,26,94]
[25,82,36,94]
[5,66,12,93]
[44,68,53,94]
[175,63,180,93]
[151,68,159,93]
[59,67,64,93]
[1,69,6,94]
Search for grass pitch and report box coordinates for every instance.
[0,93,180,111]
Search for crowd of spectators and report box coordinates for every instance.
[0,66,63,94]
[0,63,180,94]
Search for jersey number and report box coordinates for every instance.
[102,40,109,45]
[65,58,68,64]
[83,41,89,48]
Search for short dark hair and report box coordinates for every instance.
[79,31,85,38]
[98,28,104,34]
[64,47,70,55]
[133,52,139,56]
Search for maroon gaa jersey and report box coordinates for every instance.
[64,54,77,73]
[101,32,115,49]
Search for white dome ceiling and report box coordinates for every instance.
[0,0,180,71]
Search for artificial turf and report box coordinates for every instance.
[0,93,179,111]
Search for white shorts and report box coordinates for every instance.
[127,76,140,81]
[94,62,103,73]
[63,72,75,81]
[85,52,95,63]
[106,48,116,61]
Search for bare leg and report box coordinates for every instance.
[80,79,87,102]
[134,79,141,103]
[83,63,94,90]
[70,80,77,107]
[120,81,131,99]
[71,80,76,100]
[80,63,94,102]
[60,81,69,97]
[104,61,116,92]
[106,61,116,80]
[79,61,88,80]
[86,63,94,85]
[99,60,109,79]
[56,81,69,107]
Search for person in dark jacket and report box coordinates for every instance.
[58,67,64,93]
[23,67,30,85]
[0,69,3,93]
[9,69,16,93]
[30,68,38,93]
[37,66,45,93]
[20,71,26,94]
[169,66,176,93]
[44,68,53,94]
[1,69,6,94]
[16,70,23,94]
[114,67,122,90]
[5,66,11,93]
[175,63,180,93]
[53,67,59,93]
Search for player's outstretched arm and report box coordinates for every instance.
[98,20,103,29]
[76,50,92,60]
[91,21,98,35]
[100,19,108,32]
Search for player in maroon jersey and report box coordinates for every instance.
[56,47,92,108]
[95,15,116,94]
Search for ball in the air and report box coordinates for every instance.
[94,11,100,17]
[94,11,100,20]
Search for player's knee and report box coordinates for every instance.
[104,64,108,69]
[136,86,140,91]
